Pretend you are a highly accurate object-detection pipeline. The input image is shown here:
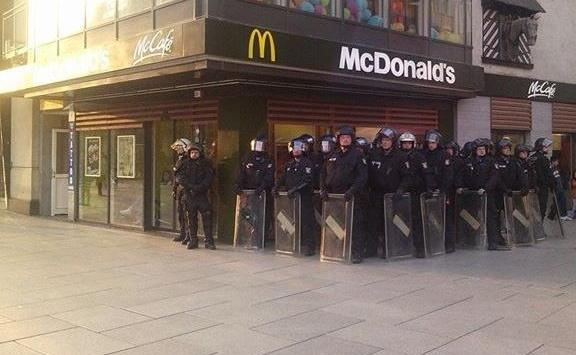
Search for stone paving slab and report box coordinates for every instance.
[0,210,575,355]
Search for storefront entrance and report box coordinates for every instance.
[51,129,69,215]
[78,128,145,228]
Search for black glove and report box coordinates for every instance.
[456,188,464,195]
[271,187,279,197]
[235,188,243,196]
[521,188,529,197]
[477,188,485,196]
[319,190,329,201]
[505,189,514,197]
[255,186,265,197]
[344,190,354,202]
[287,188,297,199]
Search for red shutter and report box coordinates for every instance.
[268,100,438,135]
[75,100,218,131]
[491,97,531,131]
[553,103,576,133]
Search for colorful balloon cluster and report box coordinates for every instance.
[343,0,383,27]
[292,0,331,16]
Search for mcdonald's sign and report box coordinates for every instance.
[248,29,276,63]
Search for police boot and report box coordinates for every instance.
[204,237,216,250]
[187,238,199,250]
[351,252,363,264]
[181,237,190,245]
[173,233,185,242]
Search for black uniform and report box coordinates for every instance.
[534,151,555,219]
[490,155,527,246]
[456,154,500,247]
[320,146,368,259]
[173,154,193,240]
[518,157,537,191]
[398,149,433,255]
[423,147,454,249]
[184,155,215,247]
[366,146,403,256]
[277,156,315,252]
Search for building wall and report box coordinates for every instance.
[9,98,41,214]
[472,0,576,83]
[529,101,553,144]
[456,96,491,145]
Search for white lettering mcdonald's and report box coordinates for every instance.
[338,46,456,85]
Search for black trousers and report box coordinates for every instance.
[300,193,316,250]
[176,188,190,238]
[183,192,213,241]
[352,199,367,257]
[366,193,384,257]
[486,192,504,246]
[410,192,424,252]
[445,192,456,248]
[537,188,549,220]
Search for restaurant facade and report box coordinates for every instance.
[0,0,545,242]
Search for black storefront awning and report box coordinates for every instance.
[491,0,546,13]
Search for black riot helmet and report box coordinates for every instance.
[354,137,370,155]
[424,129,443,144]
[336,125,355,140]
[460,141,474,159]
[534,137,553,152]
[445,141,460,156]
[298,134,315,148]
[375,127,397,142]
[288,138,307,155]
[496,138,513,154]
[515,143,532,158]
[319,134,336,154]
[250,134,268,152]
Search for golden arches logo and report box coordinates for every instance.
[248,29,276,63]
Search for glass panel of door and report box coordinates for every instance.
[78,130,110,224]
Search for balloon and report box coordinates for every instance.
[314,4,324,14]
[299,1,314,12]
[346,0,358,14]
[361,8,372,21]
[343,8,351,19]
[309,0,320,5]
[367,15,383,27]
[356,0,367,11]
[320,0,330,6]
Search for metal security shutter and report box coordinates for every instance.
[491,97,531,131]
[268,100,438,135]
[75,100,218,131]
[553,103,576,133]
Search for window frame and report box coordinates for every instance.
[428,0,468,45]
[2,2,28,58]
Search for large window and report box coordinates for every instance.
[2,3,27,58]
[343,0,385,27]
[58,0,86,38]
[430,0,465,44]
[86,0,116,28]
[33,0,58,45]
[290,0,336,17]
[389,0,421,34]
[118,0,151,17]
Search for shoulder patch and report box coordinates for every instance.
[362,158,367,165]
[305,167,312,174]
[422,162,428,169]
[267,164,272,169]
[445,159,451,166]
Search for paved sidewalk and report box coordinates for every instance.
[0,211,575,355]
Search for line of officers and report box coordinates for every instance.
[170,126,560,264]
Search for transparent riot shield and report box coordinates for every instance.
[274,192,301,256]
[504,192,535,246]
[234,190,266,250]
[526,191,545,241]
[455,190,487,249]
[320,194,354,263]
[384,193,413,260]
[544,192,566,239]
[421,192,446,257]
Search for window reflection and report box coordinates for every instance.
[118,0,151,17]
[58,0,85,37]
[343,0,384,27]
[431,0,465,44]
[290,0,334,17]
[390,0,421,34]
[86,0,115,28]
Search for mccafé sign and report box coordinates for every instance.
[338,46,457,85]
[133,28,176,66]
[527,80,557,100]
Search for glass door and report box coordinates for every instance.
[110,128,145,227]
[78,131,110,224]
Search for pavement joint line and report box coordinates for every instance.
[360,272,410,286]
[421,316,505,354]
[499,292,520,302]
[376,287,427,304]
[534,299,576,323]
[559,280,576,289]
[394,295,474,326]
[0,322,78,345]
[525,343,546,354]
[13,340,50,355]
[0,287,119,311]
[118,295,230,320]
[252,263,300,275]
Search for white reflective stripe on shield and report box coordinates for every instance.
[277,211,296,235]
[326,215,346,240]
[393,215,411,238]
[460,209,480,230]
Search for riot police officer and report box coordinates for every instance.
[456,138,503,250]
[491,139,527,250]
[236,134,275,239]
[397,132,433,258]
[319,134,337,160]
[366,127,401,257]
[320,125,368,263]
[533,138,555,220]
[423,131,455,252]
[171,138,193,243]
[445,141,462,253]
[184,144,216,250]
[275,138,316,256]
[515,144,536,192]
[298,134,323,190]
